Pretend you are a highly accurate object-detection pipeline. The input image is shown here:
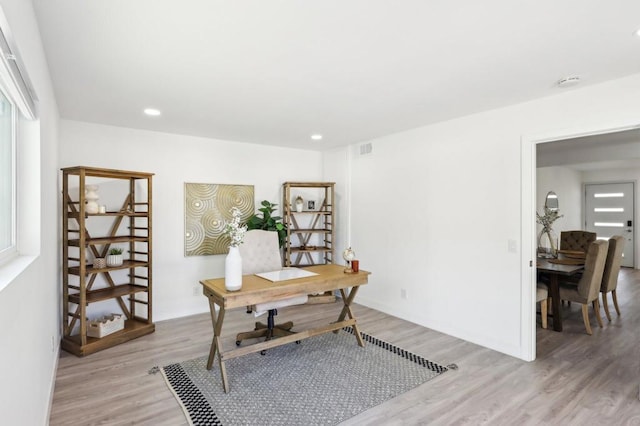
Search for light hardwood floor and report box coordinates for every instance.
[50,269,640,425]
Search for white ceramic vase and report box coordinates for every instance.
[106,254,123,267]
[225,246,242,291]
[85,184,100,214]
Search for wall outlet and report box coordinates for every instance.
[193,286,200,296]
[51,335,55,352]
[400,288,407,300]
[508,239,517,253]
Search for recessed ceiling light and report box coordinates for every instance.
[144,108,161,116]
[310,134,323,141]
[634,28,640,37]
[556,76,580,88]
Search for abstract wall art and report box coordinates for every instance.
[184,183,254,256]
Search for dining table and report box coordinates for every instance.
[536,255,585,331]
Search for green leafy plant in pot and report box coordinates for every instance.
[106,247,124,267]
[246,200,287,247]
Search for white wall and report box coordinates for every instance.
[323,147,351,267]
[536,166,583,237]
[0,0,60,424]
[582,167,640,267]
[341,73,640,359]
[59,120,324,320]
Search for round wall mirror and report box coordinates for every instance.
[545,191,559,211]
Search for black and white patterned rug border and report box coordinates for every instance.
[159,327,450,426]
[342,326,449,374]
[160,363,222,426]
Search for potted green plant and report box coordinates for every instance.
[106,247,124,267]
[246,200,287,247]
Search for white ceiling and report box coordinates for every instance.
[32,0,640,150]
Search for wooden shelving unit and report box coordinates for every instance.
[61,166,154,356]
[283,182,335,303]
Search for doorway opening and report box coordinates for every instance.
[521,123,640,361]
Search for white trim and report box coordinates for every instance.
[0,254,37,293]
[0,6,37,120]
[521,120,640,362]
[520,133,536,362]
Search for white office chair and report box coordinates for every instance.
[235,230,308,350]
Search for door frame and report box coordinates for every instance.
[520,120,640,362]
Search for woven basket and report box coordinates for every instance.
[87,314,125,338]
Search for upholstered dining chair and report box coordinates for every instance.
[235,230,308,351]
[536,283,549,329]
[560,230,597,253]
[600,235,625,321]
[558,239,608,335]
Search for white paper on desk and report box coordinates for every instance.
[255,267,318,282]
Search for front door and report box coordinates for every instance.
[585,182,634,268]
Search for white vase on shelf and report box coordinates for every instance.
[295,196,304,213]
[225,246,242,291]
[85,184,100,214]
[106,254,123,267]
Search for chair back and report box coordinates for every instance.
[601,235,625,293]
[560,230,597,252]
[238,230,282,275]
[577,240,608,302]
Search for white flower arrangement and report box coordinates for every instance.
[536,207,563,232]
[224,207,247,247]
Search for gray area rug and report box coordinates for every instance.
[160,327,448,426]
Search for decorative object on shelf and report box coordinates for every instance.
[98,205,106,214]
[106,247,124,266]
[93,257,106,269]
[343,247,355,273]
[85,184,100,214]
[246,200,287,248]
[307,200,315,210]
[223,207,247,291]
[184,183,254,256]
[87,313,125,338]
[536,191,563,258]
[295,195,304,213]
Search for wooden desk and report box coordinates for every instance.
[200,264,370,392]
[537,258,584,332]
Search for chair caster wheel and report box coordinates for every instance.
[296,340,301,344]
[260,350,267,356]
[235,341,241,346]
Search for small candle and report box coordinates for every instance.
[98,205,106,214]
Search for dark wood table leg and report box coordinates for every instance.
[549,274,563,332]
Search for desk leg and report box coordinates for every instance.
[335,286,364,347]
[549,275,563,332]
[206,297,230,392]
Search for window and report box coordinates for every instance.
[0,6,38,266]
[0,86,15,261]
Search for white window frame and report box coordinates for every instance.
[0,5,39,291]
[0,84,16,264]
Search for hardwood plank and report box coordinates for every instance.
[50,268,640,425]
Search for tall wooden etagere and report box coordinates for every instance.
[283,182,336,303]
[61,166,154,356]
[282,182,335,267]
